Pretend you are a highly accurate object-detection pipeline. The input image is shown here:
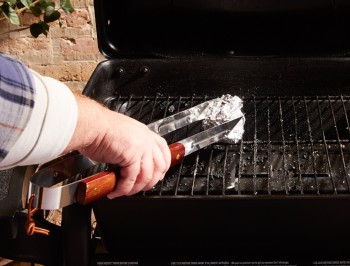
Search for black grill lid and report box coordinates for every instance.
[94,0,350,58]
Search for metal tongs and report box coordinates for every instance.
[28,98,242,210]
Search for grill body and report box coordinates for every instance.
[87,1,350,264]
[87,58,350,264]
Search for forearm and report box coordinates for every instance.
[63,93,109,154]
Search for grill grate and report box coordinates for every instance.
[105,95,350,196]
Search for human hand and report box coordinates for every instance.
[64,94,171,198]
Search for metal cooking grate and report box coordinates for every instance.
[105,95,350,196]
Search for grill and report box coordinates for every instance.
[90,95,350,265]
[104,95,350,196]
[87,1,350,264]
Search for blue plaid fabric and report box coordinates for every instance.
[0,53,35,162]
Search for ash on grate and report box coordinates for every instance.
[202,94,245,143]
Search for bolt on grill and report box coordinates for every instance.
[104,95,350,197]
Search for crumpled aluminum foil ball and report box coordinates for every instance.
[202,94,245,143]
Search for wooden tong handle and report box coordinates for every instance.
[76,171,116,205]
[168,142,185,166]
[76,143,185,205]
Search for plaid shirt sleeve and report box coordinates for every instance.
[0,53,35,163]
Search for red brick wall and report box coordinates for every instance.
[0,0,104,93]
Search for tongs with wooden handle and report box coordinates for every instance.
[28,98,242,210]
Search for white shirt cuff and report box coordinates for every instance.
[0,70,78,168]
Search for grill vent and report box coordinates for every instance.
[106,95,350,196]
